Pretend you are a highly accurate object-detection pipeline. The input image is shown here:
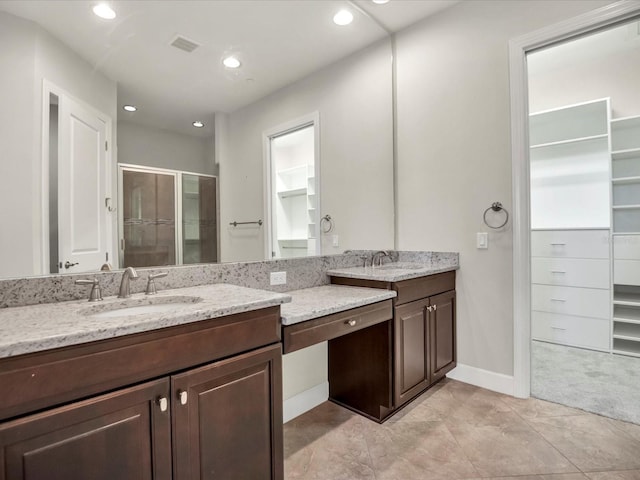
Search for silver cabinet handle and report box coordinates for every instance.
[345,319,357,327]
[550,298,566,302]
[178,390,188,405]
[551,326,567,331]
[433,304,437,311]
[550,271,566,274]
[426,305,433,312]
[157,397,168,412]
[550,242,566,246]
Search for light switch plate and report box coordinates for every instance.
[477,232,488,249]
[332,235,339,247]
[270,271,287,285]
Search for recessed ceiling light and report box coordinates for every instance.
[192,121,204,128]
[333,10,354,26]
[93,3,116,20]
[222,56,241,69]
[123,105,137,112]
[372,0,390,4]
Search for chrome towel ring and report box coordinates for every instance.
[483,202,509,229]
[321,214,334,233]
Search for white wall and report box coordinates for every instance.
[0,12,116,278]
[118,121,216,176]
[528,26,640,117]
[219,38,394,263]
[395,0,613,379]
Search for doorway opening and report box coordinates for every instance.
[510,1,640,424]
[264,114,320,259]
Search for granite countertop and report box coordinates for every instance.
[280,285,396,326]
[0,284,291,359]
[327,262,459,283]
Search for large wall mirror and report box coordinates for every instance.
[0,0,394,279]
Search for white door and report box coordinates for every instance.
[57,95,111,273]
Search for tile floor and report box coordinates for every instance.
[284,379,640,480]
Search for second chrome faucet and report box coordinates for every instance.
[118,267,139,298]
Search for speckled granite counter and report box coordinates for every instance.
[327,262,458,283]
[0,284,290,359]
[280,285,397,326]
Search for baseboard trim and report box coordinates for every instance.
[446,363,515,396]
[283,381,329,423]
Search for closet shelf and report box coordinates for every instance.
[613,292,640,306]
[612,204,640,210]
[277,187,307,198]
[530,134,608,150]
[612,176,640,185]
[612,334,640,343]
[614,317,640,325]
[612,148,640,161]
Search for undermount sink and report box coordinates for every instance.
[82,295,203,318]
[375,263,425,270]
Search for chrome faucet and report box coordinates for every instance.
[118,267,139,298]
[372,250,390,267]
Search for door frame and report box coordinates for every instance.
[509,0,640,398]
[262,112,320,260]
[41,79,114,275]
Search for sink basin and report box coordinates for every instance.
[82,295,203,318]
[375,263,425,270]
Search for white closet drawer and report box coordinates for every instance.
[531,230,609,259]
[613,235,640,260]
[614,259,640,286]
[531,284,610,318]
[531,258,610,289]
[532,311,610,351]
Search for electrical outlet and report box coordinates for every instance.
[332,235,339,247]
[270,271,287,285]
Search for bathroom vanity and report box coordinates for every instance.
[327,265,457,421]
[0,284,290,480]
[0,252,459,478]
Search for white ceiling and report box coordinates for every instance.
[0,0,459,137]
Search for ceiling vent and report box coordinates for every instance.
[170,35,200,53]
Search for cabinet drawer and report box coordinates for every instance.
[532,311,610,351]
[282,300,393,354]
[614,259,640,286]
[532,284,610,318]
[614,235,640,260]
[531,230,609,259]
[531,258,609,289]
[393,271,455,305]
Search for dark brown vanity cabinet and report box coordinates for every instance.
[395,289,456,407]
[331,271,456,421]
[0,307,283,480]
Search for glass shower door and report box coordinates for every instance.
[121,169,176,268]
[182,174,217,264]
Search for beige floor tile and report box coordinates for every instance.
[502,395,585,419]
[284,406,375,480]
[365,420,478,480]
[446,412,578,477]
[586,471,640,480]
[413,379,516,428]
[464,475,588,480]
[527,415,640,472]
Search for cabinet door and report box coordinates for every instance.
[394,298,430,407]
[172,343,283,480]
[0,379,171,480]
[430,290,456,381]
